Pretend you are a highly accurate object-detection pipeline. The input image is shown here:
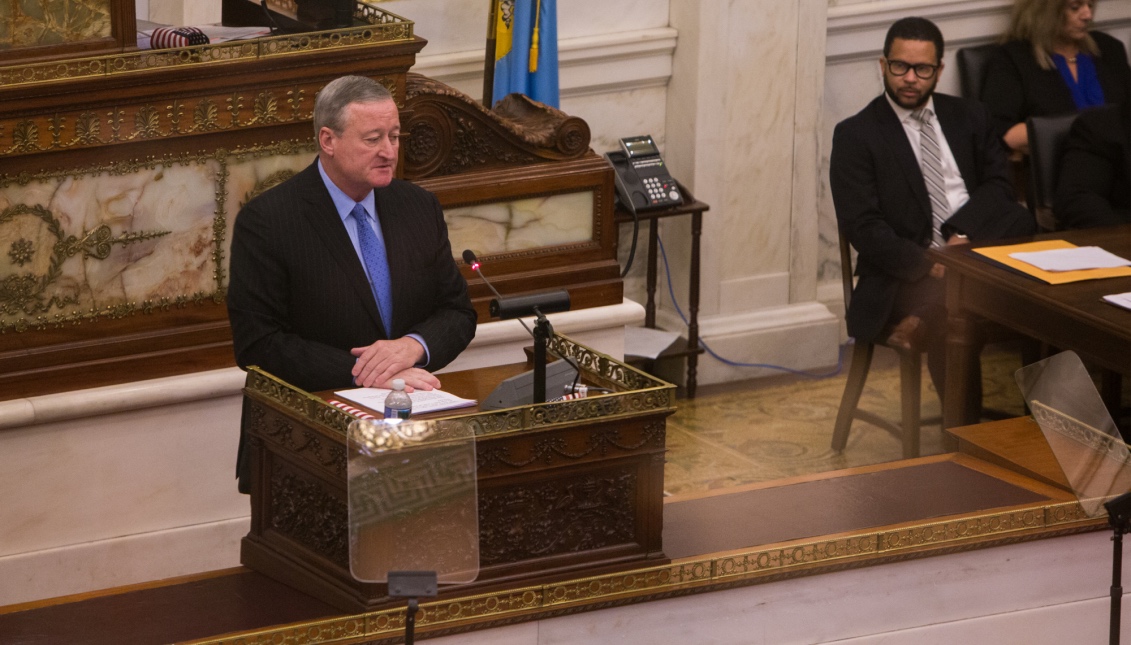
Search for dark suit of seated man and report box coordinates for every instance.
[227,76,477,491]
[1054,102,1130,229]
[830,17,1034,406]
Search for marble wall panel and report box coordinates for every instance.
[562,86,668,160]
[719,0,799,287]
[0,139,596,336]
[221,147,318,275]
[0,160,219,331]
[1,0,112,48]
[445,190,593,257]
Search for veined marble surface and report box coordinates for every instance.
[0,161,219,329]
[445,190,594,257]
[221,150,315,274]
[1,0,112,48]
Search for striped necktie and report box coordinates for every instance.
[351,202,394,334]
[912,107,948,247]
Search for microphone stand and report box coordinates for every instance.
[387,571,437,645]
[532,308,552,404]
[1106,493,1131,645]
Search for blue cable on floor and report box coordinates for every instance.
[655,236,849,379]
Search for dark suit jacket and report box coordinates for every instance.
[227,160,477,392]
[982,31,1131,142]
[228,161,476,492]
[1054,103,1131,228]
[830,93,1035,344]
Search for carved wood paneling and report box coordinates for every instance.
[478,468,638,565]
[241,350,674,613]
[269,464,349,569]
[402,74,589,180]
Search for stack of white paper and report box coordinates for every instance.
[335,388,477,415]
[1008,246,1131,272]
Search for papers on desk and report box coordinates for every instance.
[335,387,477,415]
[1009,246,1131,272]
[1103,292,1131,311]
[973,240,1131,284]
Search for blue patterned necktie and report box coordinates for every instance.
[912,107,949,248]
[351,202,394,333]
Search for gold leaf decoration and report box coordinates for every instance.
[193,99,221,132]
[131,105,162,139]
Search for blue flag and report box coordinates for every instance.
[492,0,559,108]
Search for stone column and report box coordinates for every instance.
[663,0,838,385]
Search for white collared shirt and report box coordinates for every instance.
[885,94,970,218]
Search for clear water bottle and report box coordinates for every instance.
[383,379,412,420]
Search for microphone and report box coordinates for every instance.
[463,249,570,321]
[464,249,532,336]
[463,249,504,300]
[462,249,580,406]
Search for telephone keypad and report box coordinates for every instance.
[642,175,681,206]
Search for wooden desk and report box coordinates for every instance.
[615,194,709,397]
[932,226,1131,429]
[948,416,1070,491]
[240,334,675,612]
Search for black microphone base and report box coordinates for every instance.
[490,290,571,319]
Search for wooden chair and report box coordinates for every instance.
[831,233,940,459]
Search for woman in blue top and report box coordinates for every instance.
[982,0,1130,154]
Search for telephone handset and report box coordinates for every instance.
[604,135,682,214]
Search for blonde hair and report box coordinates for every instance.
[1002,0,1099,70]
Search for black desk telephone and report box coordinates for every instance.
[605,135,682,214]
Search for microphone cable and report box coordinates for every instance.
[654,236,849,379]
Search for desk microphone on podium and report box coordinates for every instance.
[462,250,571,322]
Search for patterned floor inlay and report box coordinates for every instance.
[663,346,1028,497]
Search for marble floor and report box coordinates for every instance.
[662,345,1030,497]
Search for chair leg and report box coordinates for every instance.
[899,349,922,459]
[832,342,875,452]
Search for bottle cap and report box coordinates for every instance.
[392,379,405,390]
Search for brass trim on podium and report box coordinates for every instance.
[244,333,676,440]
[240,333,675,614]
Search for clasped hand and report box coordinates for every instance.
[930,233,971,279]
[350,337,440,392]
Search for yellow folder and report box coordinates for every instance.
[972,240,1131,284]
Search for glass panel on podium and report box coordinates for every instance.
[1015,351,1131,517]
[347,418,479,583]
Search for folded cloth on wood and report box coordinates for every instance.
[150,27,210,49]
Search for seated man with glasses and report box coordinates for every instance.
[830,16,1034,408]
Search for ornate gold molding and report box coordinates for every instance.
[245,334,676,440]
[0,7,413,90]
[0,81,390,159]
[184,499,1102,645]
[0,78,398,159]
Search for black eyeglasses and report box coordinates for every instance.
[885,59,939,79]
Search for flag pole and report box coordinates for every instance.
[483,0,497,107]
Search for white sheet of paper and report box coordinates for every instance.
[1102,292,1131,311]
[1008,246,1131,272]
[334,388,477,415]
[624,326,681,359]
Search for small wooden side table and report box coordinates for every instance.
[614,191,709,397]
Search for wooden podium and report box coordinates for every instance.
[238,334,675,612]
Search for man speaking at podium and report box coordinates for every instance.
[227,75,476,396]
